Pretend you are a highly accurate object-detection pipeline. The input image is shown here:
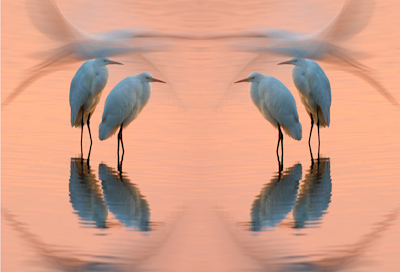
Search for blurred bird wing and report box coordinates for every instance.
[26,0,87,42]
[313,0,375,42]
[69,62,94,125]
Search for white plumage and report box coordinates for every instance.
[278,57,331,147]
[69,57,122,151]
[70,57,122,127]
[235,72,302,159]
[99,72,165,158]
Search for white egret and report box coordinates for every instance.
[235,72,302,164]
[2,0,190,107]
[210,0,398,107]
[99,72,166,165]
[70,57,123,156]
[278,57,331,153]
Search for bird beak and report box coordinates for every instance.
[151,77,166,83]
[277,60,292,65]
[234,77,250,83]
[109,60,123,65]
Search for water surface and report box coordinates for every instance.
[2,0,399,271]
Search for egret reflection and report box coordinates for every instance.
[99,163,151,231]
[292,158,332,229]
[250,163,302,231]
[69,157,108,228]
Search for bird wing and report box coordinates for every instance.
[101,78,138,129]
[307,62,332,126]
[26,0,87,42]
[262,78,300,126]
[69,62,94,126]
[314,0,375,42]
[260,78,302,140]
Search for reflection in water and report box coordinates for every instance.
[3,207,179,272]
[69,157,108,228]
[250,163,302,231]
[223,208,399,272]
[292,158,332,228]
[99,163,151,231]
[2,208,120,271]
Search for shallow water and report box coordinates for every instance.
[2,0,400,271]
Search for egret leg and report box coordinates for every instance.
[86,113,92,164]
[276,124,281,161]
[117,124,124,171]
[280,126,284,172]
[276,124,283,172]
[308,114,314,148]
[87,113,92,147]
[80,109,84,158]
[317,111,320,156]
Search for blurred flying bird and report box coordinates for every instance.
[235,72,302,165]
[211,0,398,107]
[2,0,189,107]
[99,72,166,165]
[70,57,123,155]
[278,57,331,152]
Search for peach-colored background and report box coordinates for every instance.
[2,0,399,271]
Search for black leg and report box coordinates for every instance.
[281,127,283,161]
[280,126,284,172]
[117,124,124,171]
[277,124,283,172]
[317,110,320,156]
[87,113,92,147]
[80,109,84,159]
[86,113,92,164]
[308,114,314,149]
[120,125,125,159]
[276,124,281,162]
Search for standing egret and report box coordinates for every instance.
[235,72,302,168]
[70,57,123,157]
[99,72,166,167]
[278,57,331,155]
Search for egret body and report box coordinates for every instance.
[70,57,122,155]
[99,72,165,164]
[235,72,302,165]
[278,57,331,153]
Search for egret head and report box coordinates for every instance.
[277,57,306,66]
[95,56,123,66]
[136,72,166,84]
[235,72,265,84]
